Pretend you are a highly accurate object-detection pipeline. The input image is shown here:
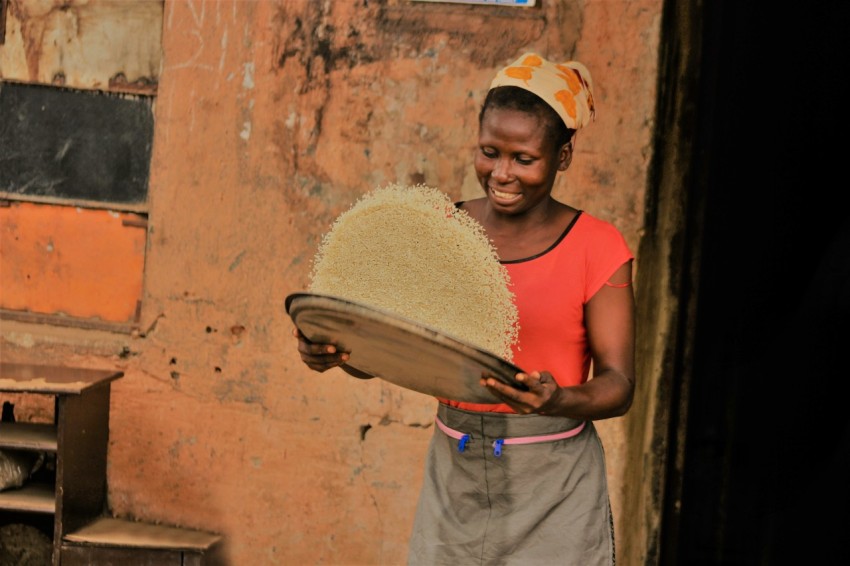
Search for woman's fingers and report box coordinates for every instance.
[293,327,349,372]
[481,371,556,414]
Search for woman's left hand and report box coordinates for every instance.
[481,371,562,415]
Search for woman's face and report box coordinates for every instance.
[474,106,571,215]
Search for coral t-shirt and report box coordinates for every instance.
[441,211,634,413]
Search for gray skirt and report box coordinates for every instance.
[407,404,615,566]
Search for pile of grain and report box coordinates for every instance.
[309,183,519,360]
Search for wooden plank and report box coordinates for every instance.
[0,422,57,451]
[0,482,55,513]
[0,363,123,395]
[55,387,110,535]
[0,192,149,214]
[64,517,222,551]
[0,308,138,334]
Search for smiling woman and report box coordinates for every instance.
[295,52,636,566]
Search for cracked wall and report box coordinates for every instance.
[0,1,662,564]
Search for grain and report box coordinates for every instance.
[309,183,519,360]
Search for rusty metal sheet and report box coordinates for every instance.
[0,0,162,94]
[0,201,146,324]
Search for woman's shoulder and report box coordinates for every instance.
[575,210,621,231]
[574,211,626,236]
[573,211,632,254]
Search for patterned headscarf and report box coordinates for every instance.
[489,52,596,130]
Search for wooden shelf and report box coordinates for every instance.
[65,517,222,551]
[0,482,56,514]
[2,362,222,565]
[1,362,123,565]
[0,422,58,451]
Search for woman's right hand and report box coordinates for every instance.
[293,327,349,373]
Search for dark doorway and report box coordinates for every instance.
[666,2,850,565]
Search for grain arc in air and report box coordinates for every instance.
[308,183,519,361]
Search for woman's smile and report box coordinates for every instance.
[489,186,522,203]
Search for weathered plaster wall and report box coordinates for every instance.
[1,1,662,564]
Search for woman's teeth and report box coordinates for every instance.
[491,187,520,201]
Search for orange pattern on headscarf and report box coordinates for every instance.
[558,64,595,116]
[489,52,596,130]
[554,90,577,120]
[556,65,583,94]
[505,66,534,82]
[521,54,543,67]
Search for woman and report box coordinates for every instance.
[295,53,635,565]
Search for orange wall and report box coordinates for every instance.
[1,1,662,564]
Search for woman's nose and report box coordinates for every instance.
[492,158,512,181]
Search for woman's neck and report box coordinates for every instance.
[467,197,576,260]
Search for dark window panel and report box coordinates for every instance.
[0,81,153,206]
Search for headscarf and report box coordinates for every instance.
[489,52,596,130]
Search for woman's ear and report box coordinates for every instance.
[558,141,573,171]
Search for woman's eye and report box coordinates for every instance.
[516,156,534,165]
[481,148,497,158]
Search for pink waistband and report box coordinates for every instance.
[435,415,585,445]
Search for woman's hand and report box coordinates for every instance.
[481,370,562,415]
[293,328,349,373]
[293,328,375,379]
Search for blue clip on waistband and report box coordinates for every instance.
[493,439,504,457]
